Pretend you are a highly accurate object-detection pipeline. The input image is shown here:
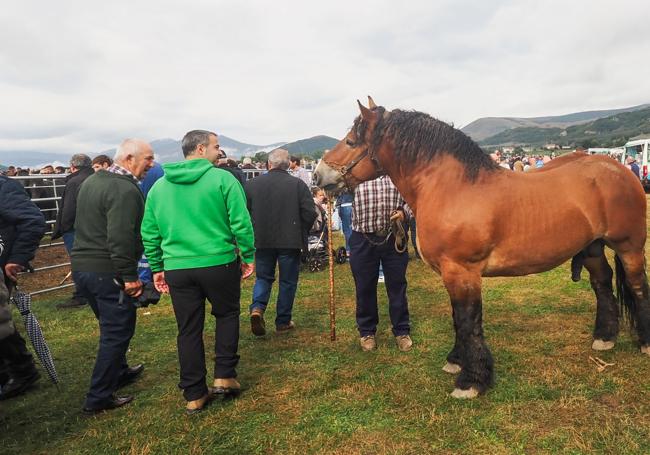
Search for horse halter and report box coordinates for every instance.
[323,111,386,189]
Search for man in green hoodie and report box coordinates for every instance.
[141,129,255,414]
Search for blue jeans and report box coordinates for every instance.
[62,230,75,253]
[338,204,353,254]
[73,271,136,409]
[250,248,301,327]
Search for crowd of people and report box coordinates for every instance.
[489,148,643,180]
[3,139,644,414]
[0,132,418,416]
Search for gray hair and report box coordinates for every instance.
[113,139,150,163]
[268,148,290,170]
[182,130,216,157]
[70,153,91,168]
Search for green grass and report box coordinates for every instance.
[2,232,650,454]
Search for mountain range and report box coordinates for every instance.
[462,104,650,143]
[5,102,650,167]
[1,135,339,167]
[472,106,650,147]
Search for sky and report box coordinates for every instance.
[2,0,649,156]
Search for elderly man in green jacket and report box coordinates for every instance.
[141,129,255,414]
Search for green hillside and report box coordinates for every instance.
[480,107,650,147]
[282,135,339,157]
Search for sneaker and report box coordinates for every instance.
[56,297,88,309]
[395,334,413,352]
[210,378,241,398]
[250,309,266,336]
[359,335,376,351]
[276,321,295,333]
[185,394,210,415]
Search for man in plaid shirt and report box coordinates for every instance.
[350,175,413,352]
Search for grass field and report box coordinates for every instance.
[2,230,650,454]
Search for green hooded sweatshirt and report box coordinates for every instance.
[141,158,255,272]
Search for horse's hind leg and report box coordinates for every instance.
[441,263,493,398]
[616,250,650,354]
[581,241,618,350]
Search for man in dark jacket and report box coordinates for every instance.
[245,148,317,336]
[72,139,153,414]
[52,154,94,309]
[216,150,246,186]
[0,176,47,400]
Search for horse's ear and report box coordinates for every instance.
[357,99,373,120]
[367,96,377,109]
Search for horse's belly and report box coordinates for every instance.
[482,250,574,277]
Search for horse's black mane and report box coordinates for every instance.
[355,108,499,180]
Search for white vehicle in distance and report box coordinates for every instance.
[621,137,650,191]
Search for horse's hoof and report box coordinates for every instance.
[641,345,650,356]
[442,362,462,374]
[592,339,615,351]
[451,387,479,399]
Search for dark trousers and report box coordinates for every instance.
[73,271,136,409]
[349,230,410,337]
[166,262,241,401]
[0,331,37,384]
[250,248,301,327]
[62,230,84,300]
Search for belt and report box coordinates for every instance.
[372,227,390,237]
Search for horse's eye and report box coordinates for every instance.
[345,139,355,147]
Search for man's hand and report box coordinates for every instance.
[124,280,143,298]
[241,262,255,280]
[153,272,169,294]
[390,209,405,223]
[4,263,25,282]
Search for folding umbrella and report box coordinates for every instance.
[10,288,59,387]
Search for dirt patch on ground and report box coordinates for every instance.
[18,243,72,298]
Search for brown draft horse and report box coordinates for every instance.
[313,97,650,399]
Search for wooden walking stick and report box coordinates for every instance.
[327,196,336,341]
[59,271,72,286]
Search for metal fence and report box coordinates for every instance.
[11,174,74,295]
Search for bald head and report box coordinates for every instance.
[268,148,290,170]
[113,138,155,179]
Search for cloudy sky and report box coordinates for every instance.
[2,0,649,155]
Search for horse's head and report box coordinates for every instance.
[313,97,385,193]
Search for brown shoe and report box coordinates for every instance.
[276,321,295,333]
[395,334,413,352]
[186,394,210,415]
[359,335,376,351]
[250,309,266,336]
[210,378,241,398]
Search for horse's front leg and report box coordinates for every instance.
[442,309,463,374]
[441,263,494,399]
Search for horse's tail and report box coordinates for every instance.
[615,254,637,327]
